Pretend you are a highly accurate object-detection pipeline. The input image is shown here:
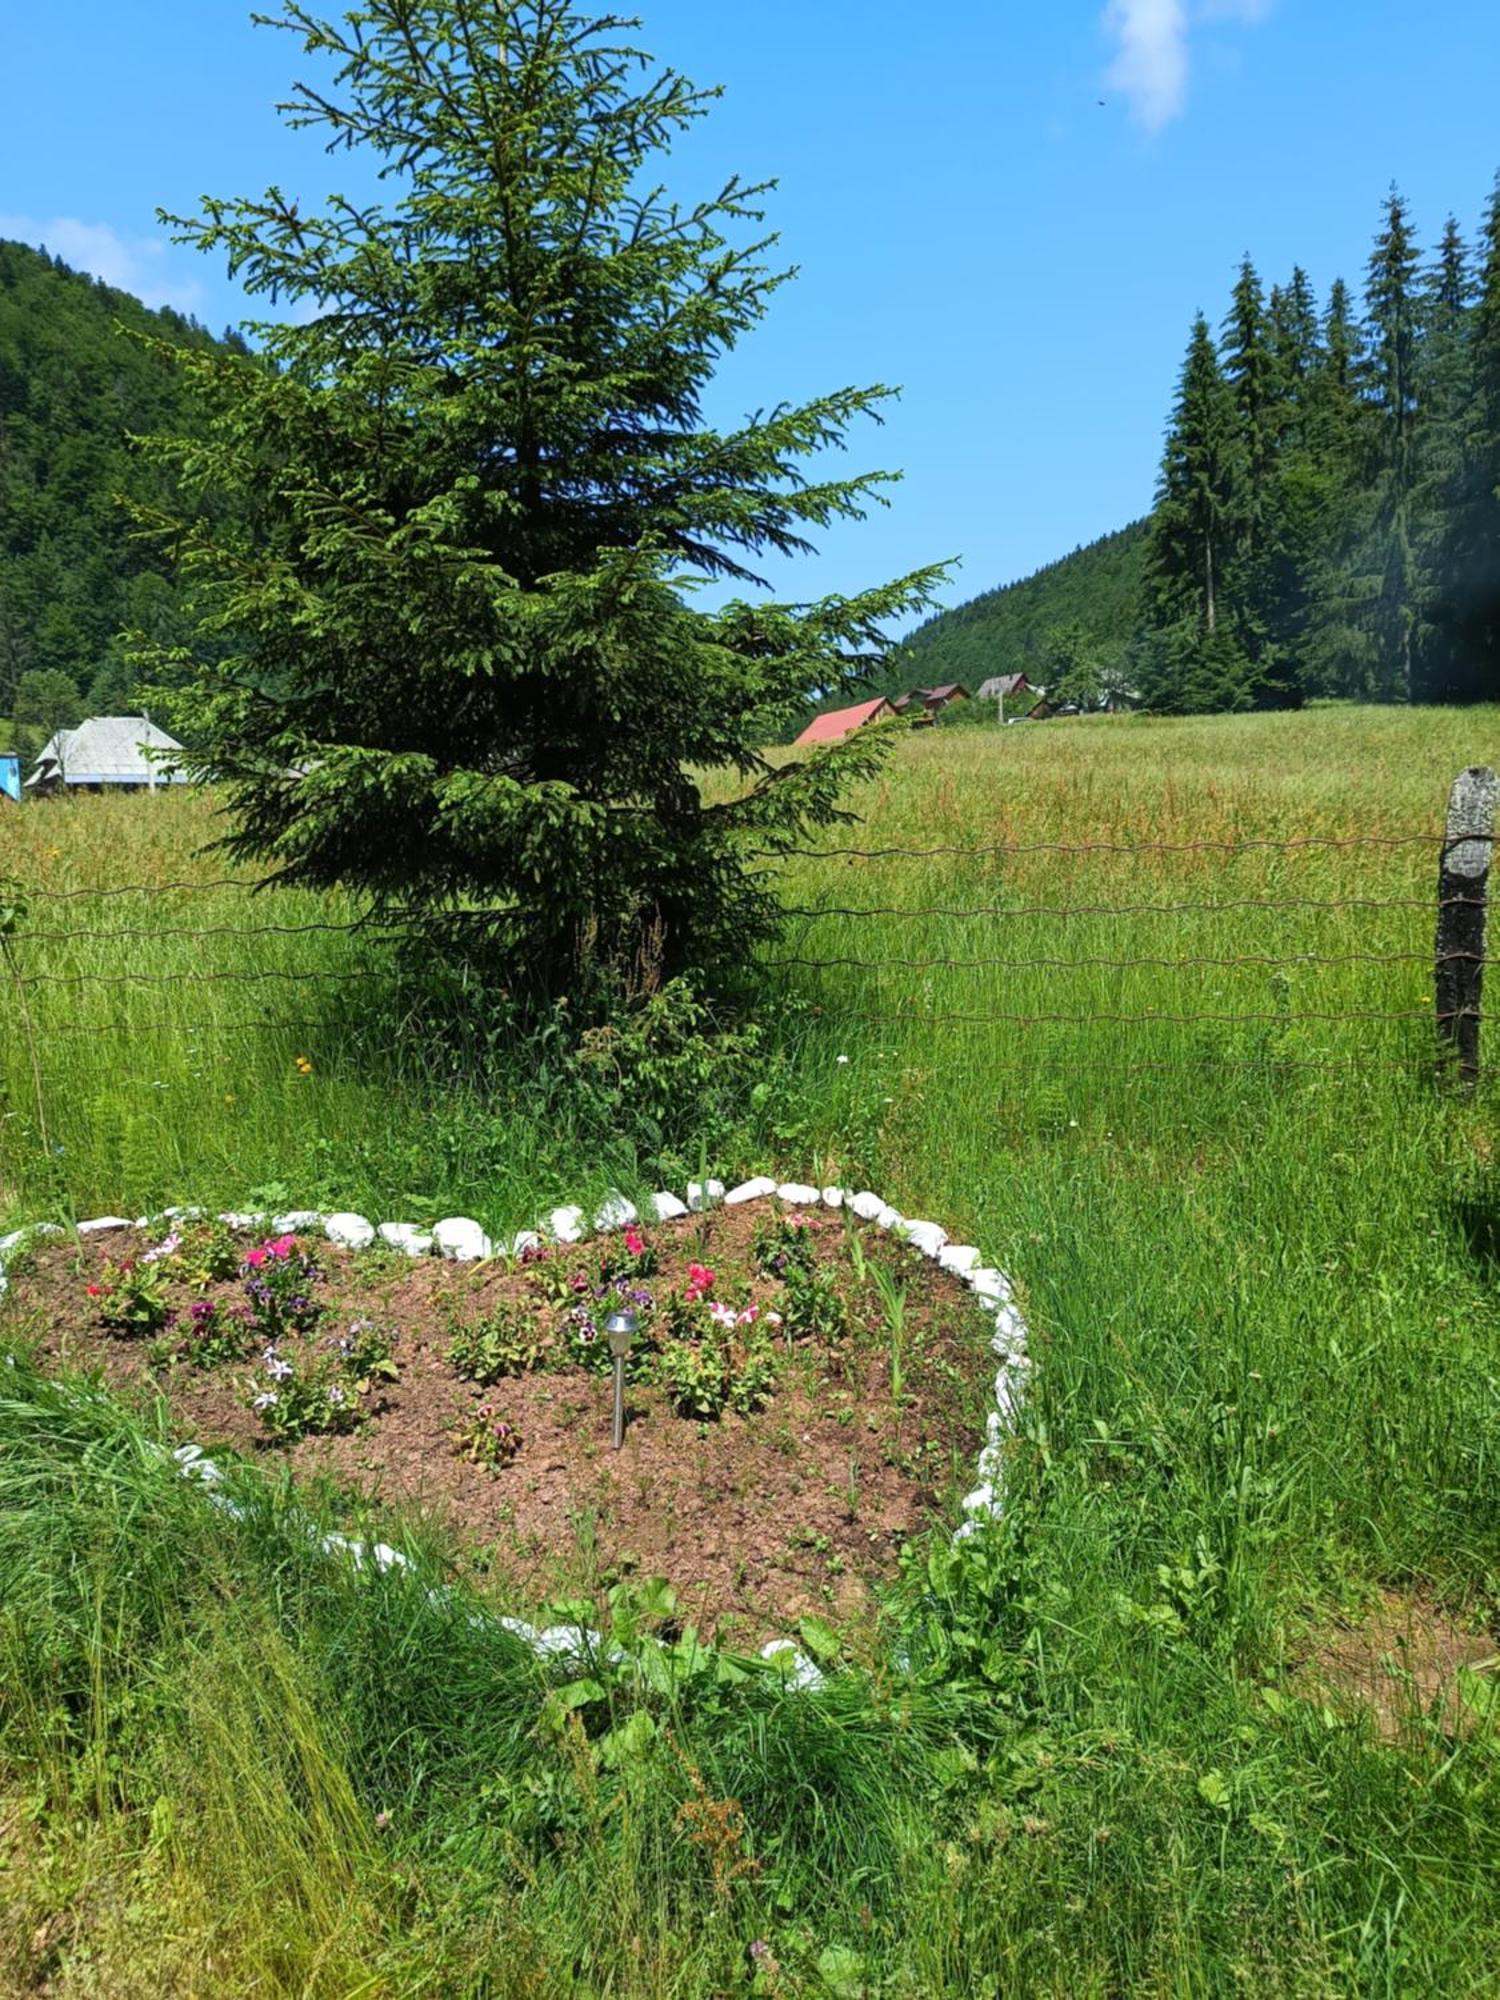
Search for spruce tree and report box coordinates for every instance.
[132,0,943,994]
[1357,188,1424,699]
[1138,316,1253,712]
[1429,179,1500,701]
[1221,257,1303,704]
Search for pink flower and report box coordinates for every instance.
[738,1305,759,1325]
[688,1262,715,1291]
[268,1235,296,1258]
[624,1226,645,1257]
[244,1246,268,1269]
[708,1300,737,1327]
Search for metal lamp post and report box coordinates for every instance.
[604,1310,637,1449]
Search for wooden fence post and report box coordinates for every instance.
[1436,766,1497,1086]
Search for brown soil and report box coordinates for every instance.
[1302,1590,1498,1741]
[7,1206,994,1645]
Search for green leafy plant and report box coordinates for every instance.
[448,1304,552,1384]
[149,1297,256,1372]
[245,1321,397,1441]
[450,1401,523,1474]
[779,1259,850,1346]
[659,1325,777,1421]
[88,1259,172,1337]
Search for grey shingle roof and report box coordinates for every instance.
[28,716,188,786]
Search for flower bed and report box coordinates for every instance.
[4,1193,1022,1644]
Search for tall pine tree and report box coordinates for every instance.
[1137,316,1253,712]
[1429,180,1500,701]
[1356,188,1424,699]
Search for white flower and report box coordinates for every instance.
[252,1391,279,1409]
[836,1054,850,1065]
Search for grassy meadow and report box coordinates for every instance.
[2,702,1499,1994]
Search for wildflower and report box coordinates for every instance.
[836,1054,850,1064]
[326,1384,348,1407]
[738,1305,760,1325]
[252,1391,279,1410]
[142,1231,182,1265]
[623,1225,645,1257]
[708,1300,738,1328]
[86,1283,103,1297]
[374,1810,391,1833]
[263,1347,293,1381]
[295,1055,313,1075]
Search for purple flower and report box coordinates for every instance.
[190,1300,215,1326]
[326,1384,348,1406]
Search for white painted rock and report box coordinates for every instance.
[547,1205,586,1245]
[219,1211,266,1230]
[939,1244,981,1277]
[651,1191,689,1221]
[968,1267,1013,1304]
[820,1186,848,1209]
[759,1641,827,1693]
[776,1182,821,1206]
[433,1217,494,1261]
[849,1190,885,1221]
[379,1221,433,1257]
[725,1176,776,1206]
[900,1219,948,1257]
[274,1210,325,1234]
[962,1483,998,1518]
[0,1230,26,1257]
[325,1212,376,1251]
[687,1179,725,1212]
[593,1193,638,1231]
[77,1217,132,1236]
[874,1203,904,1231]
[991,1304,1028,1352]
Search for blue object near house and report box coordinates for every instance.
[0,754,20,803]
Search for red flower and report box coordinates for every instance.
[685,1261,716,1302]
[86,1283,102,1297]
[624,1226,645,1258]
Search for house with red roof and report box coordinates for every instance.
[794,696,896,746]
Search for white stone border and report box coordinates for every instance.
[0,1179,1030,1689]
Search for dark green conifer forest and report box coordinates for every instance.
[912,176,1500,711]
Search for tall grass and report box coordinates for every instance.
[2,704,1498,1991]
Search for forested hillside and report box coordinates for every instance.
[898,521,1147,690]
[0,239,235,746]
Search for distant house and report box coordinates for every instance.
[795,697,896,746]
[976,673,1032,702]
[888,683,970,721]
[27,716,190,793]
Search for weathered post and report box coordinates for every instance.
[1436,766,1497,1086]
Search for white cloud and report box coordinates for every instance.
[1103,0,1273,132]
[0,213,205,315]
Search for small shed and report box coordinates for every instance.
[27,716,189,793]
[795,697,896,746]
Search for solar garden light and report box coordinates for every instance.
[605,1309,637,1450]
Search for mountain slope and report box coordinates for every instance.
[895,519,1149,690]
[0,238,232,719]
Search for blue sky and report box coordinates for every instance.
[4,2,1500,622]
